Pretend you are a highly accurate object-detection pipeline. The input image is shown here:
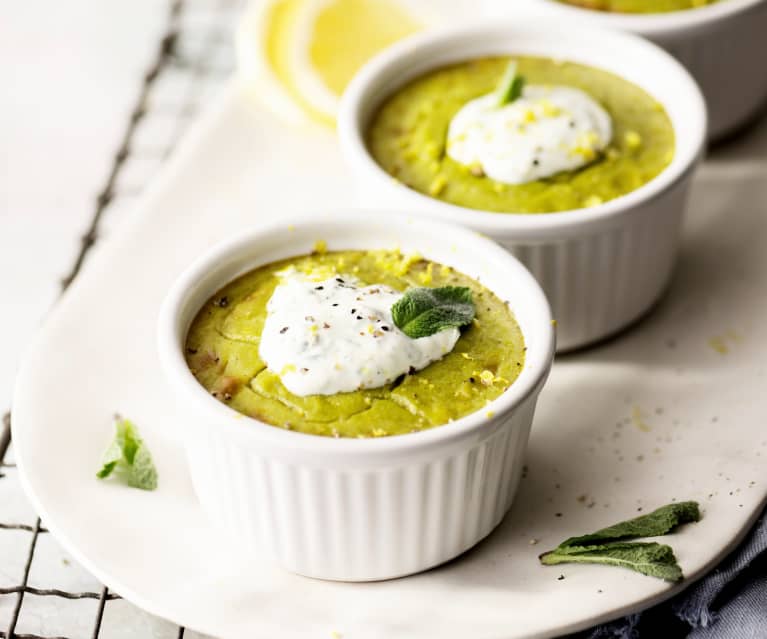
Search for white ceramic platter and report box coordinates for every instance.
[12,82,767,638]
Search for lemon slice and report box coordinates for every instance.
[237,0,422,125]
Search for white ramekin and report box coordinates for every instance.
[158,213,554,581]
[338,21,707,351]
[518,0,767,140]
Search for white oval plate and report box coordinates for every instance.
[12,83,767,638]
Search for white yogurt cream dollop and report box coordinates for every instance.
[258,272,460,396]
[447,85,612,185]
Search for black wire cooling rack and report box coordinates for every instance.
[0,1,241,636]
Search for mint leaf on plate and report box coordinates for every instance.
[495,61,526,107]
[97,416,158,491]
[539,501,700,581]
[540,542,683,582]
[391,286,475,339]
[558,501,701,549]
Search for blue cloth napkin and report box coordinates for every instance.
[575,506,767,639]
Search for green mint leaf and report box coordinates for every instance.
[538,502,701,582]
[96,438,122,479]
[495,61,526,107]
[391,286,475,339]
[558,501,701,549]
[127,443,158,490]
[96,417,158,491]
[540,542,683,582]
[95,460,118,479]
